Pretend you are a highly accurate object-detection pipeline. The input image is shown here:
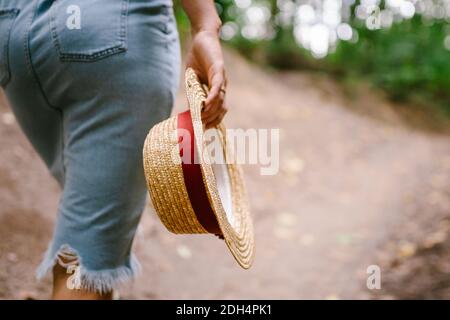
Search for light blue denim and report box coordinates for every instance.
[0,0,180,292]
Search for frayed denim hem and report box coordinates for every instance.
[36,244,141,295]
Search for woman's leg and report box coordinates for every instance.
[4,0,180,298]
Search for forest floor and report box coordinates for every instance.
[0,49,449,299]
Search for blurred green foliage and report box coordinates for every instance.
[329,17,450,116]
[173,1,450,116]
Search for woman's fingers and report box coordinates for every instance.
[206,112,226,129]
[204,104,227,129]
[203,106,227,124]
[202,72,227,125]
[196,61,227,128]
[204,76,222,107]
[201,100,226,120]
[202,85,227,120]
[203,63,226,111]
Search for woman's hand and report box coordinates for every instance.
[186,30,227,129]
[182,1,227,129]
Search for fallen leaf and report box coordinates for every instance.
[276,212,297,227]
[423,231,447,249]
[283,156,305,175]
[176,245,192,259]
[398,242,416,258]
[264,190,274,200]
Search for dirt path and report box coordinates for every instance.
[0,49,449,299]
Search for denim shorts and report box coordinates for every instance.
[0,0,180,293]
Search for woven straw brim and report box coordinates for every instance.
[142,68,254,269]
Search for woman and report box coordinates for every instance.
[0,0,227,299]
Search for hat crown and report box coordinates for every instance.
[142,68,255,269]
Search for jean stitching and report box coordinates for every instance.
[0,9,20,87]
[24,1,66,180]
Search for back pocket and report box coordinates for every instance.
[0,9,19,87]
[50,0,129,62]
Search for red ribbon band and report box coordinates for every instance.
[177,110,223,237]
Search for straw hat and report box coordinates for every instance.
[142,68,254,269]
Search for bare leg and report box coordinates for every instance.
[52,264,113,300]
